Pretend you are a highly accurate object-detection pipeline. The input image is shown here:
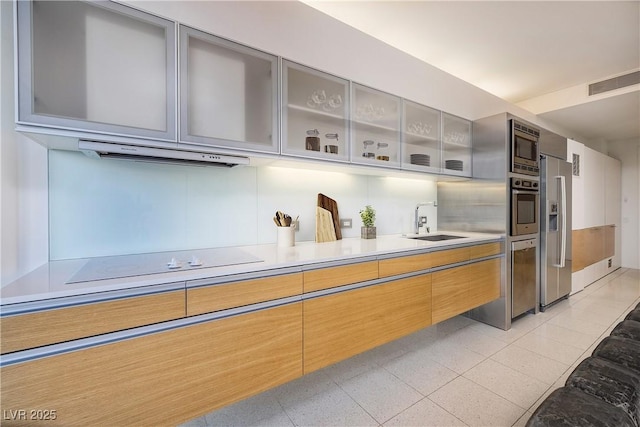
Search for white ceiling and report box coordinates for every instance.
[302,0,640,144]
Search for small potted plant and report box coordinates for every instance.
[359,205,376,239]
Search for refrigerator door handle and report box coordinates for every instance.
[552,175,567,268]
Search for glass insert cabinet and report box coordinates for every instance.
[402,100,442,174]
[350,84,401,168]
[281,70,472,176]
[442,112,472,176]
[179,25,279,154]
[16,0,472,177]
[16,0,177,141]
[281,60,350,162]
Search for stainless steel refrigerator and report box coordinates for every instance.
[540,154,572,310]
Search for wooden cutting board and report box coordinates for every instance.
[315,207,337,243]
[317,193,341,240]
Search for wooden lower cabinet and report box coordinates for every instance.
[378,253,431,277]
[1,290,185,354]
[303,274,431,374]
[432,258,501,323]
[187,273,302,316]
[466,258,502,308]
[303,262,378,293]
[573,225,615,272]
[0,302,302,426]
[469,242,502,259]
[604,225,615,259]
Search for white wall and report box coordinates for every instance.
[607,139,640,269]
[48,151,438,259]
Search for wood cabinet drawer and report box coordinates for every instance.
[0,290,185,354]
[466,258,502,308]
[303,275,431,374]
[432,267,469,323]
[378,253,431,277]
[432,258,501,323]
[187,273,302,316]
[303,262,378,292]
[469,242,502,260]
[379,242,499,278]
[430,247,470,267]
[1,302,302,426]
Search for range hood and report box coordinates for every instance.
[78,140,250,168]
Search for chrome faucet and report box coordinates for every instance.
[415,201,437,234]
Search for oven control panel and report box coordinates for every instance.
[511,178,539,191]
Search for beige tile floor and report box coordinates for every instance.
[180,268,640,427]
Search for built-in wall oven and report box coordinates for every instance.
[511,177,539,236]
[511,120,540,176]
[510,176,540,318]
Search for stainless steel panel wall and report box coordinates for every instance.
[437,180,507,234]
[437,113,512,329]
[471,113,509,180]
[539,128,567,160]
[438,112,509,233]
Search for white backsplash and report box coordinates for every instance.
[49,150,437,260]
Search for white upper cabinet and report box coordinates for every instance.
[604,155,621,226]
[582,146,606,228]
[351,84,401,168]
[179,26,278,154]
[17,0,176,142]
[282,61,350,161]
[402,100,441,174]
[441,113,472,177]
[604,155,622,270]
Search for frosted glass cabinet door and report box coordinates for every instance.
[351,84,401,168]
[441,113,472,177]
[17,0,176,141]
[180,26,278,154]
[402,100,441,174]
[282,61,350,161]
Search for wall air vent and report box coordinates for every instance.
[572,153,580,177]
[589,71,640,96]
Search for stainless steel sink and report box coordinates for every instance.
[408,234,465,242]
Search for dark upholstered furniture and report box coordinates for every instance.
[566,357,640,425]
[527,387,635,427]
[527,303,640,427]
[593,336,640,375]
[625,309,640,323]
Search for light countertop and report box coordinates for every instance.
[0,232,504,307]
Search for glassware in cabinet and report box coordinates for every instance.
[351,84,401,167]
[402,100,441,173]
[442,112,472,177]
[282,61,350,161]
[16,0,177,142]
[179,25,279,154]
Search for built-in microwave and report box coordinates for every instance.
[511,120,540,176]
[511,178,539,236]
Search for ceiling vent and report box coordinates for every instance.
[589,71,640,96]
